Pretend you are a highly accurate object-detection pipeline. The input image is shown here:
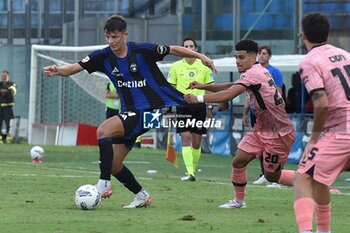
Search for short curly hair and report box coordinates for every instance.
[235,40,258,54]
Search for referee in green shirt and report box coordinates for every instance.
[168,37,214,181]
[105,81,121,118]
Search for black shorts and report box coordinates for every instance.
[114,109,155,150]
[176,103,207,134]
[106,107,120,119]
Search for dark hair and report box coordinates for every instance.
[302,13,329,43]
[182,37,197,48]
[259,45,272,56]
[2,70,9,75]
[235,39,258,54]
[104,15,127,33]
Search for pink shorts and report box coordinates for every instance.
[297,132,350,186]
[238,130,295,173]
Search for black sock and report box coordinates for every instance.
[113,165,142,194]
[2,134,7,143]
[259,156,264,176]
[98,137,113,180]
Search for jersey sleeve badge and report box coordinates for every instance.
[157,45,168,55]
[81,56,90,63]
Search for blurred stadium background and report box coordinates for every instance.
[1,0,350,158]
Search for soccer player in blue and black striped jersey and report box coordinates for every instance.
[43,15,217,208]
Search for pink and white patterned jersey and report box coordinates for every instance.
[299,44,350,133]
[235,63,295,138]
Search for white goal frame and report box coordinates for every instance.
[29,44,108,144]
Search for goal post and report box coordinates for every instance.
[28,44,109,144]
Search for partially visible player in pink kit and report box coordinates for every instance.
[293,13,350,233]
[184,39,296,209]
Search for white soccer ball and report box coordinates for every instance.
[75,184,101,210]
[30,146,45,160]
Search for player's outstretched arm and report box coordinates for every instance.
[43,63,84,77]
[185,84,246,104]
[188,81,234,92]
[169,45,217,74]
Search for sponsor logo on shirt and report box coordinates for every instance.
[117,79,146,88]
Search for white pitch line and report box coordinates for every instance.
[197,164,226,168]
[2,171,350,196]
[89,160,151,164]
[203,181,350,196]
[1,173,96,178]
[1,172,154,180]
[138,177,154,180]
[0,162,99,174]
[125,161,151,164]
[42,167,99,174]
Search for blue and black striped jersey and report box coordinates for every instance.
[79,42,185,112]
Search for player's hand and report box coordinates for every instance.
[43,65,59,77]
[199,55,217,74]
[187,81,204,90]
[299,141,315,166]
[184,94,198,104]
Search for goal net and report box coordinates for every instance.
[29,44,110,144]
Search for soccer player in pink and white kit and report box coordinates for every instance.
[184,39,296,209]
[293,13,350,233]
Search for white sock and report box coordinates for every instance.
[136,189,149,198]
[97,179,110,189]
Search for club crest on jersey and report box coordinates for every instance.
[81,56,90,63]
[157,45,168,55]
[189,71,195,77]
[130,63,138,73]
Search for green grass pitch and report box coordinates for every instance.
[1,144,349,233]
